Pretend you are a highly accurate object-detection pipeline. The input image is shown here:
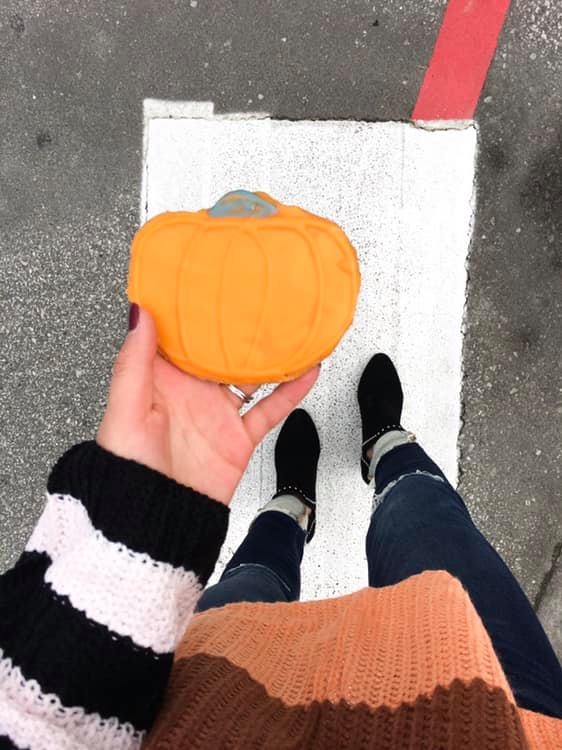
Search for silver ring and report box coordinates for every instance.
[224,383,254,404]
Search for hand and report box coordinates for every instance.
[96,305,321,506]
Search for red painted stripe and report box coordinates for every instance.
[412,0,512,121]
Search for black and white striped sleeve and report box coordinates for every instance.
[0,439,230,750]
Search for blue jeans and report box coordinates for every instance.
[196,443,562,719]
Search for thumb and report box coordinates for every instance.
[107,304,158,422]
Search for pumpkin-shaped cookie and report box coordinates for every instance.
[127,190,361,384]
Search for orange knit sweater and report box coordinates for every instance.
[145,571,562,749]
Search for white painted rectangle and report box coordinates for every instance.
[142,103,477,601]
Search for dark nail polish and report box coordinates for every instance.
[128,303,139,331]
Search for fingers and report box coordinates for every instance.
[106,305,158,423]
[242,365,321,445]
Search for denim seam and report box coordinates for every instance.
[372,470,446,515]
[222,562,293,594]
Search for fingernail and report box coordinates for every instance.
[128,303,139,331]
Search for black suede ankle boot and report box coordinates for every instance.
[271,408,320,542]
[357,353,405,484]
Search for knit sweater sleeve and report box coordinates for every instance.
[0,440,230,750]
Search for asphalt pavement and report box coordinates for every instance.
[0,0,560,653]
